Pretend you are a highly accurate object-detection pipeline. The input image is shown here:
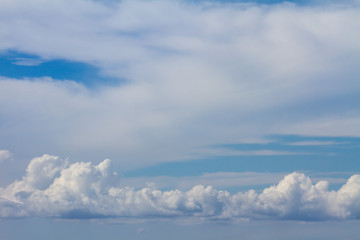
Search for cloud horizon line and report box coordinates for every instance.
[0,154,359,222]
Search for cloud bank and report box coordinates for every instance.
[0,155,359,221]
[0,0,359,169]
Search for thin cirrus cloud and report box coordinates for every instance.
[286,141,344,146]
[0,0,359,171]
[11,58,45,67]
[0,154,359,221]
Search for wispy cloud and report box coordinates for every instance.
[11,58,45,66]
[1,154,359,221]
[191,148,312,158]
[0,150,12,162]
[287,141,345,146]
[194,148,310,157]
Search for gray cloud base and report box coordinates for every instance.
[1,154,359,221]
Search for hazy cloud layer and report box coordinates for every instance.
[0,0,359,169]
[0,155,359,221]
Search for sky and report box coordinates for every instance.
[0,0,359,239]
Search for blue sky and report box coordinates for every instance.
[126,135,360,176]
[0,50,118,87]
[0,0,359,239]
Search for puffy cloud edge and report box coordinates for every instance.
[0,154,359,221]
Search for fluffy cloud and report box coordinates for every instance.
[0,0,359,170]
[0,155,359,221]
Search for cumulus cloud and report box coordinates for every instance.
[0,155,359,221]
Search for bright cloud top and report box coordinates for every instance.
[1,155,359,221]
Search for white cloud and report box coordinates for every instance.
[0,155,359,221]
[0,150,11,162]
[11,58,45,66]
[0,0,359,170]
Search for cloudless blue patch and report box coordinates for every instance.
[0,50,119,87]
[125,135,360,178]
